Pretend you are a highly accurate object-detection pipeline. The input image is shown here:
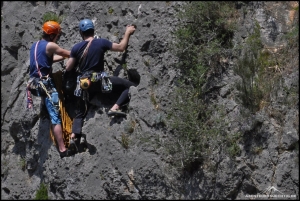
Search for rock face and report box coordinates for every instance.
[1,1,298,200]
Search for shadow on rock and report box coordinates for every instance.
[109,115,127,126]
[69,133,97,155]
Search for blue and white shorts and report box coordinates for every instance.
[45,96,61,125]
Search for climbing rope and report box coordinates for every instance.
[50,70,73,148]
[39,80,51,99]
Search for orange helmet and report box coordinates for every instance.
[42,21,61,35]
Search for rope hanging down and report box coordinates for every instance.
[50,70,73,148]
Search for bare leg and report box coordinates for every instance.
[110,104,120,111]
[52,124,67,152]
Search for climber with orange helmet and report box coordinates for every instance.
[29,21,70,78]
[27,20,72,158]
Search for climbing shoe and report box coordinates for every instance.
[107,109,126,116]
[80,135,86,145]
[69,137,79,153]
[78,134,88,153]
[59,149,74,159]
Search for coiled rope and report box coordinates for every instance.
[50,70,73,148]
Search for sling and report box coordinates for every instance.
[76,38,94,73]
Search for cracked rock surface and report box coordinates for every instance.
[1,1,298,200]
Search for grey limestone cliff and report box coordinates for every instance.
[1,1,298,200]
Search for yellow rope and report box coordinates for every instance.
[50,71,73,148]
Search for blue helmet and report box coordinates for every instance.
[79,19,94,32]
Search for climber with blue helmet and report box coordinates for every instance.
[65,18,136,148]
[79,18,95,32]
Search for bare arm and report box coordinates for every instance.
[46,42,70,62]
[65,57,76,72]
[111,25,135,52]
[53,55,66,62]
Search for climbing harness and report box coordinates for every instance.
[100,72,113,93]
[26,40,59,111]
[74,71,112,96]
[80,77,91,89]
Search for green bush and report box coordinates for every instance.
[42,11,63,24]
[280,16,299,71]
[121,133,129,149]
[233,22,270,112]
[172,1,236,88]
[167,85,230,171]
[19,156,26,171]
[108,7,114,14]
[168,1,237,172]
[234,18,299,112]
[226,132,242,158]
[35,183,48,200]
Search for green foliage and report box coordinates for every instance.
[234,22,274,112]
[226,132,241,158]
[150,75,159,87]
[121,133,129,149]
[227,143,241,158]
[99,173,105,180]
[124,119,136,134]
[293,5,299,11]
[154,113,166,127]
[150,89,159,109]
[113,31,119,37]
[281,83,299,107]
[19,156,26,171]
[235,52,264,112]
[252,146,263,155]
[149,75,160,109]
[234,17,299,112]
[281,21,299,66]
[168,85,229,172]
[1,159,9,180]
[275,17,299,108]
[139,135,152,144]
[35,183,48,200]
[108,7,114,14]
[42,12,63,24]
[172,1,237,88]
[245,21,263,52]
[144,58,150,66]
[168,1,237,172]
[122,63,127,71]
